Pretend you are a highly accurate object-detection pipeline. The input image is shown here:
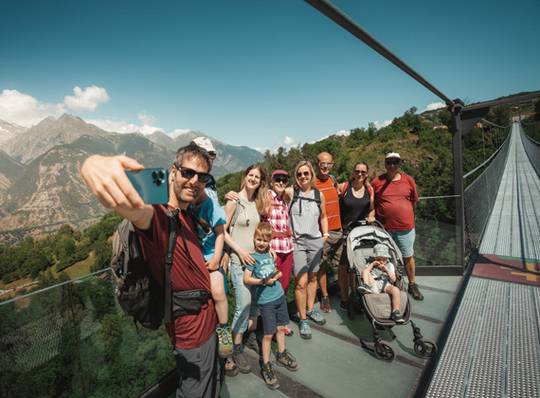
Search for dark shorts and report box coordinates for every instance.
[259,295,289,335]
[174,333,222,398]
[322,230,344,269]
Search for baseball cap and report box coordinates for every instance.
[385,152,401,160]
[373,244,391,259]
[192,137,216,157]
[271,169,289,179]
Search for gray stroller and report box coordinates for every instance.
[345,220,437,361]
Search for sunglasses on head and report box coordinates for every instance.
[385,158,400,165]
[273,176,289,184]
[174,163,212,184]
[319,161,334,169]
[296,171,311,178]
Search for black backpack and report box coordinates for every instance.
[110,210,210,330]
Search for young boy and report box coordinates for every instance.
[193,187,233,358]
[243,222,298,390]
[359,243,405,324]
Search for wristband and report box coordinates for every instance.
[323,232,330,237]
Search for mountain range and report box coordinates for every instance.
[0,114,262,242]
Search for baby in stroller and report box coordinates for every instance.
[358,243,405,324]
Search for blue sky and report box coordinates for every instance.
[1,0,539,150]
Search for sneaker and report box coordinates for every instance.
[299,319,312,339]
[408,283,424,301]
[390,310,406,324]
[232,345,251,374]
[260,362,280,390]
[276,350,299,371]
[216,325,233,358]
[307,309,326,325]
[358,283,372,294]
[243,331,260,354]
[224,357,239,377]
[320,296,331,313]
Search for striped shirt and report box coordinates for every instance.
[315,176,342,231]
[268,190,293,253]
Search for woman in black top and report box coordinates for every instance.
[337,162,375,308]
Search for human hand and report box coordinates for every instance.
[220,252,230,269]
[225,191,240,202]
[206,256,220,271]
[238,249,256,265]
[80,155,145,210]
[366,215,376,224]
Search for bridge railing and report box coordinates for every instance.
[0,269,174,398]
[521,126,540,177]
[463,127,512,257]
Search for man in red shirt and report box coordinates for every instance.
[371,152,423,300]
[315,152,342,314]
[80,144,221,397]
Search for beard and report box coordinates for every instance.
[173,180,200,205]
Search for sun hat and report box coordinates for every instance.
[373,243,391,259]
[192,137,216,156]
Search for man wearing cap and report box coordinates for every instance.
[371,152,423,300]
[314,152,342,314]
[191,137,219,204]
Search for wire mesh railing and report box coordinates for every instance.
[463,127,512,256]
[0,269,175,398]
[521,127,540,177]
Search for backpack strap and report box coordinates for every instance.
[163,209,179,324]
[340,181,350,198]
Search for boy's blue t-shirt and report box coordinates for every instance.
[194,196,226,261]
[245,252,284,305]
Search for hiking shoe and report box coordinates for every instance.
[243,331,260,354]
[390,310,406,324]
[339,300,349,311]
[224,357,239,377]
[320,295,331,313]
[358,283,372,294]
[408,283,424,301]
[260,362,280,390]
[307,309,326,325]
[299,320,312,340]
[276,350,299,371]
[216,325,233,358]
[232,345,251,374]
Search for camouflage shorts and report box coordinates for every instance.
[322,230,345,269]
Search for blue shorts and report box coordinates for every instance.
[259,296,289,335]
[389,229,415,258]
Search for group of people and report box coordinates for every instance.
[80,139,422,397]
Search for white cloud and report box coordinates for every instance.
[64,85,109,112]
[283,136,296,146]
[423,102,446,112]
[334,129,350,136]
[0,89,66,126]
[171,128,194,138]
[87,118,164,135]
[373,119,392,129]
[138,112,156,126]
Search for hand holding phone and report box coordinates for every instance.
[126,168,169,204]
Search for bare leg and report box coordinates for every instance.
[317,265,328,297]
[276,327,286,353]
[339,264,349,302]
[306,272,318,312]
[404,256,416,283]
[261,334,273,364]
[210,272,228,325]
[362,269,375,287]
[384,284,401,311]
[295,273,308,320]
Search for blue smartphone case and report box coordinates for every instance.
[126,168,169,204]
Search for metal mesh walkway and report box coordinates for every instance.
[425,123,540,398]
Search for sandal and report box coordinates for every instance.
[320,295,331,313]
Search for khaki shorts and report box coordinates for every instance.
[322,230,344,269]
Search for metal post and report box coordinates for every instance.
[450,100,465,273]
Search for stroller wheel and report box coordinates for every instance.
[374,341,395,362]
[413,339,437,358]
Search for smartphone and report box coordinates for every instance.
[126,168,169,204]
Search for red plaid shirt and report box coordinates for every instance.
[268,190,293,253]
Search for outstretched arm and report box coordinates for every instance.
[80,155,154,229]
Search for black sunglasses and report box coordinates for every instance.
[385,159,401,165]
[174,163,212,184]
[296,171,311,178]
[273,176,289,184]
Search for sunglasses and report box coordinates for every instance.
[354,170,368,175]
[296,171,311,178]
[273,176,289,184]
[174,163,212,184]
[319,162,334,169]
[385,159,401,166]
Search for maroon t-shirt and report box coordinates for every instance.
[371,173,419,231]
[136,205,216,349]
